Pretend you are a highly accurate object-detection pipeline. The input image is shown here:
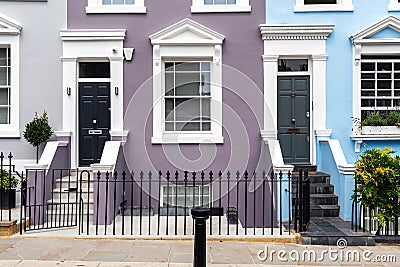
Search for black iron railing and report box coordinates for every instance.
[20,168,311,236]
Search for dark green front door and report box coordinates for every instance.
[278,76,310,164]
[79,83,110,166]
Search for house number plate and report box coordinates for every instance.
[89,130,102,135]
[286,128,300,134]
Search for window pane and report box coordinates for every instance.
[165,122,174,131]
[377,99,392,107]
[0,49,7,66]
[79,62,110,78]
[0,107,8,124]
[201,62,210,71]
[361,73,375,79]
[165,73,174,96]
[377,62,392,71]
[361,99,375,107]
[377,80,391,89]
[278,59,308,72]
[175,98,200,121]
[361,80,375,89]
[0,88,8,105]
[204,0,213,4]
[102,0,111,4]
[202,122,211,131]
[361,90,375,97]
[214,0,227,4]
[227,0,236,4]
[202,98,210,118]
[177,122,201,131]
[165,99,174,121]
[0,67,7,85]
[175,73,200,96]
[113,0,124,4]
[165,62,174,71]
[126,0,134,4]
[176,62,199,72]
[361,63,375,71]
[377,73,391,79]
[377,90,392,97]
[201,72,210,96]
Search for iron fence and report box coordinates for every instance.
[0,152,24,222]
[21,168,311,236]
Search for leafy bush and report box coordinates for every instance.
[361,110,400,127]
[23,111,53,163]
[0,170,19,191]
[353,148,400,229]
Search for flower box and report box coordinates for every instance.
[361,126,400,135]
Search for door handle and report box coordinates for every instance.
[306,112,310,118]
[93,119,97,124]
[291,118,296,123]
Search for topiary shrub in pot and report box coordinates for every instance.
[352,148,400,234]
[23,111,53,164]
[0,170,19,209]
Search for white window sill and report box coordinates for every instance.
[389,4,400,11]
[0,129,20,138]
[294,4,354,12]
[191,5,251,13]
[152,135,223,144]
[86,6,146,14]
[351,134,400,141]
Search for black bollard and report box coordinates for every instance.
[191,207,210,267]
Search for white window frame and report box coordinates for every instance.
[0,15,21,138]
[150,19,224,144]
[191,0,251,13]
[350,16,400,148]
[294,0,354,12]
[86,0,146,14]
[160,183,211,208]
[389,0,400,11]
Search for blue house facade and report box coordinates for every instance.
[262,0,400,220]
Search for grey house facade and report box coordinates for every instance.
[0,0,66,169]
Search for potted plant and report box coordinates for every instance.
[358,111,400,135]
[352,148,400,234]
[23,111,53,163]
[0,170,19,209]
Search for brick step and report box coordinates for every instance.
[310,205,340,217]
[310,194,338,205]
[291,172,331,184]
[291,183,335,194]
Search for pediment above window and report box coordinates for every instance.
[0,13,22,35]
[150,18,225,45]
[351,16,400,44]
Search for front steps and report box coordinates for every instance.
[293,168,375,246]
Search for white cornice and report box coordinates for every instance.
[150,18,225,45]
[350,15,400,42]
[259,24,335,41]
[60,29,126,41]
[0,12,22,35]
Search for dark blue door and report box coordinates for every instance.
[79,83,110,166]
[278,76,310,164]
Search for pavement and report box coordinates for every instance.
[0,236,399,266]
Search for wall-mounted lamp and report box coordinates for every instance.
[67,87,71,96]
[115,87,119,95]
[123,48,135,61]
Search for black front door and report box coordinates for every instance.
[278,76,310,164]
[79,83,110,166]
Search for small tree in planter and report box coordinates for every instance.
[0,170,19,209]
[352,148,400,234]
[23,111,53,163]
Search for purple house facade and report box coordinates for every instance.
[63,0,267,174]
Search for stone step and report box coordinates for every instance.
[291,172,331,184]
[301,217,375,246]
[310,205,340,217]
[310,183,335,194]
[293,165,317,172]
[310,194,338,205]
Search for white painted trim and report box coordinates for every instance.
[389,0,400,11]
[0,14,21,138]
[54,131,72,137]
[151,135,224,144]
[150,19,224,144]
[191,0,250,13]
[61,29,126,168]
[294,0,353,12]
[350,16,400,137]
[319,139,355,175]
[260,24,334,165]
[38,141,68,166]
[91,140,124,172]
[262,139,294,173]
[86,0,146,14]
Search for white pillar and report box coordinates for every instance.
[262,55,279,140]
